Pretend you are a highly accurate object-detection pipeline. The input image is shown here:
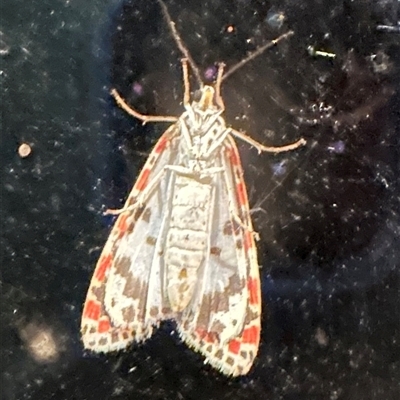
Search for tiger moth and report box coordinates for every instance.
[81,0,306,377]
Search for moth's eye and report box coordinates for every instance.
[192,90,202,102]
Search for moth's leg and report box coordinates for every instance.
[232,211,260,241]
[230,129,306,154]
[214,62,226,111]
[111,89,179,124]
[104,168,168,216]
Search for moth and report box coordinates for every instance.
[81,0,305,376]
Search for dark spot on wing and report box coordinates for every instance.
[127,196,136,206]
[210,246,221,256]
[111,332,119,343]
[210,320,226,334]
[223,221,233,236]
[122,331,131,340]
[146,236,157,246]
[197,290,230,329]
[122,306,135,322]
[196,294,212,328]
[116,256,148,319]
[161,307,172,315]
[214,292,229,313]
[126,220,135,234]
[142,207,152,223]
[133,204,146,221]
[150,307,159,317]
[91,286,105,301]
[115,256,131,280]
[244,307,260,325]
[215,349,223,359]
[226,356,235,366]
[227,275,245,296]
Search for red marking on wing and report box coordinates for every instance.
[236,182,246,206]
[229,147,240,166]
[136,168,151,191]
[98,317,111,333]
[195,328,219,344]
[244,231,253,251]
[242,325,259,344]
[116,214,129,234]
[154,134,169,153]
[95,253,113,282]
[247,277,260,306]
[83,300,101,321]
[228,339,241,354]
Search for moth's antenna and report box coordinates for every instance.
[157,0,203,87]
[221,30,294,82]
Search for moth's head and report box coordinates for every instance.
[185,85,224,131]
[191,85,220,113]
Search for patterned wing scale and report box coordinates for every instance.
[81,126,261,375]
[81,125,179,352]
[177,135,261,377]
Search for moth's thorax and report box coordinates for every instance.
[178,86,229,167]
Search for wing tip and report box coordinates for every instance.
[177,327,257,377]
[80,320,154,353]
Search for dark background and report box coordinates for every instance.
[1,0,399,399]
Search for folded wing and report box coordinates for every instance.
[178,134,261,376]
[81,125,179,352]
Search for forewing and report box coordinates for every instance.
[178,134,261,376]
[81,125,179,352]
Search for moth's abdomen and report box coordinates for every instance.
[165,176,213,312]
